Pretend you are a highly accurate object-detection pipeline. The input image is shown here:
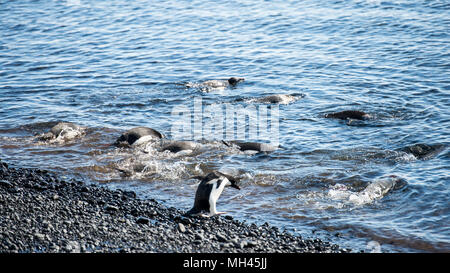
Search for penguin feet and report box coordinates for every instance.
[198,212,227,217]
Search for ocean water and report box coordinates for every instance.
[0,0,449,252]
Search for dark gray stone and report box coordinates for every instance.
[136,216,150,225]
[0,160,346,253]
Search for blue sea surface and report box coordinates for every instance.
[0,0,449,252]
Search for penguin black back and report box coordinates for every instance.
[324,110,370,120]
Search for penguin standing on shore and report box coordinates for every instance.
[186,171,240,217]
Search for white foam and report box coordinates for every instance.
[51,126,85,143]
[327,177,398,206]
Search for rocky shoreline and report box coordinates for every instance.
[0,159,347,253]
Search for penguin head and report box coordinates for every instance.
[228,77,244,86]
[224,176,240,190]
[212,171,240,190]
[192,171,241,190]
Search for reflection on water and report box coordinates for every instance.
[1,0,449,252]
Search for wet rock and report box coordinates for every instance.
[195,233,205,241]
[0,180,13,188]
[123,190,136,199]
[246,240,257,247]
[34,233,45,241]
[216,233,228,243]
[104,204,119,213]
[238,240,248,249]
[1,161,8,169]
[136,216,150,225]
[148,209,158,217]
[65,241,80,253]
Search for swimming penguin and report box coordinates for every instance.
[324,110,371,120]
[255,94,298,104]
[186,171,240,217]
[186,77,245,90]
[115,126,163,147]
[222,140,277,153]
[38,122,84,141]
[397,143,445,160]
[347,175,406,205]
[227,77,245,86]
[161,140,198,153]
[203,77,244,88]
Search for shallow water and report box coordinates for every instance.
[1,0,449,252]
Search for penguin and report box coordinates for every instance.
[324,110,371,120]
[115,126,164,147]
[186,77,245,90]
[222,140,277,153]
[186,171,240,217]
[38,122,84,141]
[161,140,198,153]
[255,94,297,104]
[226,77,245,86]
[397,143,445,160]
[202,77,244,88]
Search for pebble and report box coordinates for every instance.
[0,161,345,253]
[178,223,186,233]
[216,233,228,243]
[123,191,136,199]
[34,233,45,241]
[105,204,119,213]
[195,233,204,241]
[0,180,13,188]
[136,216,150,225]
[230,238,240,248]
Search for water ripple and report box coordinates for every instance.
[0,0,449,252]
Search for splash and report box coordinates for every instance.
[328,176,403,206]
[36,123,85,144]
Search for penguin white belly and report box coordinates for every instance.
[203,80,227,88]
[207,178,231,216]
[131,135,157,147]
